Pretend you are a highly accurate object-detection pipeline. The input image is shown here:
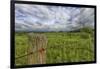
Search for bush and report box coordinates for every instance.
[80,32,90,39]
[80,27,93,34]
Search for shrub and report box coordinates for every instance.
[80,27,93,34]
[80,32,90,39]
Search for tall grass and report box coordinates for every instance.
[15,29,94,65]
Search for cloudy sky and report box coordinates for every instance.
[15,4,94,32]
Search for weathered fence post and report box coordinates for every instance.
[27,33,47,64]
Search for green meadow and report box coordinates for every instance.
[15,28,95,65]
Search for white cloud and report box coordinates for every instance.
[15,4,94,32]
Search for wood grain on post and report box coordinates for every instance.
[27,33,47,64]
[27,33,36,64]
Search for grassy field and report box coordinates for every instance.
[15,29,95,65]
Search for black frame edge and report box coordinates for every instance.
[10,1,15,69]
[15,61,96,68]
[14,1,96,8]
